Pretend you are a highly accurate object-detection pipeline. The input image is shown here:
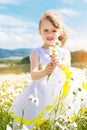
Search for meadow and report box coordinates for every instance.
[0,57,30,74]
[0,58,87,130]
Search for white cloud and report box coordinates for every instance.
[0,28,41,49]
[58,8,79,16]
[0,32,9,42]
[0,14,40,49]
[0,15,37,27]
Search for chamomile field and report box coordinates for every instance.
[0,60,87,129]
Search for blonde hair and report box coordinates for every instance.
[39,10,69,46]
[58,27,69,46]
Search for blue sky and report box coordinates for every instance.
[0,0,87,51]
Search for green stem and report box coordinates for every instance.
[19,108,24,129]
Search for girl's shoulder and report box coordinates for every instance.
[30,47,45,58]
[32,47,42,54]
[31,47,49,55]
[32,47,41,52]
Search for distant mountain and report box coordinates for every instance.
[0,48,32,58]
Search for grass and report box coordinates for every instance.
[71,62,87,69]
[0,64,30,74]
[0,58,30,74]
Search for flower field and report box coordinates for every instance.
[0,73,32,130]
[0,68,87,130]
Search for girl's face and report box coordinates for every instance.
[39,19,61,48]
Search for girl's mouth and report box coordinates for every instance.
[46,38,54,41]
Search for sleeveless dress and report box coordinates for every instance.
[10,47,87,129]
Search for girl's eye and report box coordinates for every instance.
[52,30,57,32]
[44,29,48,32]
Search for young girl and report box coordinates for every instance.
[10,10,87,129]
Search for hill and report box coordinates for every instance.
[71,50,87,62]
[71,50,87,68]
[0,48,32,58]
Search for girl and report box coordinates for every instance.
[10,10,87,129]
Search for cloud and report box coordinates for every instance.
[58,8,79,16]
[0,15,37,28]
[0,32,9,42]
[0,14,40,49]
[0,28,40,49]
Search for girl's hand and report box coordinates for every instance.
[50,54,59,66]
[45,62,55,75]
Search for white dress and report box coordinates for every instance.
[10,47,87,129]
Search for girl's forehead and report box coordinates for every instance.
[40,16,62,29]
[41,19,53,26]
[41,19,58,29]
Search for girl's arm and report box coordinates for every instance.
[30,51,55,80]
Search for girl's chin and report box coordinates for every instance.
[47,40,56,44]
[47,42,55,46]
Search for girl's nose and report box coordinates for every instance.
[47,31,53,36]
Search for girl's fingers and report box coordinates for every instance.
[45,63,55,74]
[50,54,58,61]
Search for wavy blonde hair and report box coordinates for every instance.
[39,10,69,46]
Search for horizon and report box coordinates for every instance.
[1,47,87,53]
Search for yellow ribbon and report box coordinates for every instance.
[11,105,53,125]
[60,66,73,98]
[61,80,70,98]
[82,79,87,90]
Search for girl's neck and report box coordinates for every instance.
[42,44,54,50]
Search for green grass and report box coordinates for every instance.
[0,58,21,64]
[0,58,30,74]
